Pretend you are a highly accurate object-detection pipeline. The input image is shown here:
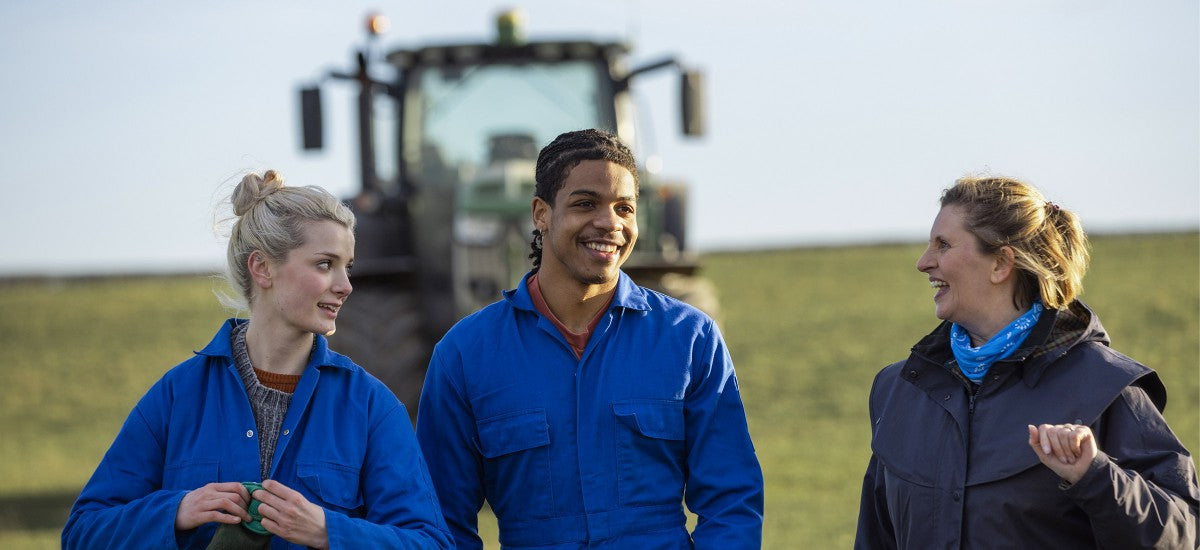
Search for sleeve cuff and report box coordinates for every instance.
[1059,451,1111,494]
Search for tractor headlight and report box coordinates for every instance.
[454,215,504,246]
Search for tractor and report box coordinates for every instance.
[299,10,718,416]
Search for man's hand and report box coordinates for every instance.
[175,482,252,531]
[1027,423,1098,484]
[252,479,330,549]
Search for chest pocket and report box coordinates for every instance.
[163,460,219,490]
[613,399,686,506]
[477,409,551,458]
[296,461,363,514]
[476,409,553,517]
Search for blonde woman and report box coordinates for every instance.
[856,176,1198,549]
[64,171,451,549]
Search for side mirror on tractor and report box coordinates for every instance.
[680,70,706,137]
[300,86,324,150]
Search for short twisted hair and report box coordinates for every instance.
[528,129,638,272]
[941,175,1090,310]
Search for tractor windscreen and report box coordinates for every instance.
[403,59,616,187]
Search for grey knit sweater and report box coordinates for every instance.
[230,322,294,481]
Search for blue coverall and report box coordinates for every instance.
[417,272,764,549]
[63,319,452,549]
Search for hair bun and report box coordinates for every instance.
[232,170,286,216]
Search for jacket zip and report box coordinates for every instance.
[955,366,978,468]
[951,362,980,549]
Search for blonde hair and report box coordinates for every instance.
[941,175,1090,310]
[222,170,355,310]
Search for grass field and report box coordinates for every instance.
[1,233,1196,548]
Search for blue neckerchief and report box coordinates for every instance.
[950,300,1044,382]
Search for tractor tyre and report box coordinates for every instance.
[644,272,722,326]
[328,286,430,424]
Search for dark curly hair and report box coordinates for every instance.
[529,129,638,272]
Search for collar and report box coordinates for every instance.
[1017,300,1105,386]
[504,270,652,314]
[908,300,1107,389]
[195,318,357,372]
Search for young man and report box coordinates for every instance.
[417,129,764,549]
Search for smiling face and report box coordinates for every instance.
[916,204,1017,339]
[255,219,355,337]
[532,159,638,294]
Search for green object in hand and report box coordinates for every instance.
[203,481,272,549]
[241,482,268,535]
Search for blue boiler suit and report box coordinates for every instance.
[63,319,452,549]
[416,272,764,549]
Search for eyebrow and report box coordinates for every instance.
[567,190,639,201]
[312,251,352,261]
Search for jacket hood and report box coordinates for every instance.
[912,301,1109,383]
[908,300,1166,411]
[914,299,1101,352]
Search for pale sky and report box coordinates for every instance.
[2,1,1196,275]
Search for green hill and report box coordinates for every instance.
[2,233,1195,548]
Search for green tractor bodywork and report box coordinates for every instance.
[300,12,718,413]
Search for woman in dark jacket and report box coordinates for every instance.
[856,176,1198,549]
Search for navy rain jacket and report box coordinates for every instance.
[857,302,1199,549]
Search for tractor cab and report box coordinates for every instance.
[299,10,713,413]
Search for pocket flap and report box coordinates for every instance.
[477,409,551,458]
[163,460,219,489]
[296,461,363,509]
[613,399,685,441]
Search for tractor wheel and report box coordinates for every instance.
[645,273,722,326]
[328,285,430,424]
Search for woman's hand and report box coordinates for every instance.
[252,479,329,549]
[1027,423,1098,484]
[175,482,252,531]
